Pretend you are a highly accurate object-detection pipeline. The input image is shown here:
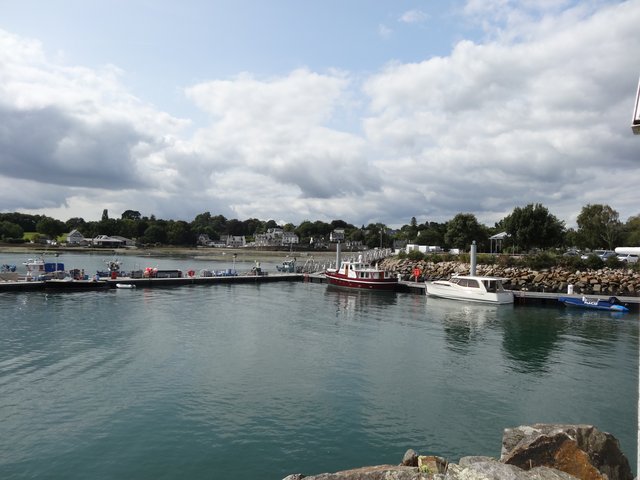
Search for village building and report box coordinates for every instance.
[66,229,88,246]
[225,235,246,248]
[92,235,125,248]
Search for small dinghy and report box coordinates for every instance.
[558,295,629,312]
[116,283,136,289]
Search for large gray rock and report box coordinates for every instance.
[446,460,577,479]
[501,424,633,480]
[402,449,419,467]
[285,465,428,479]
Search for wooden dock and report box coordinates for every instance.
[0,273,304,292]
[3,272,639,313]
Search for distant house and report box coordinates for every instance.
[346,240,364,250]
[198,234,211,246]
[225,235,246,248]
[112,236,136,247]
[310,236,329,249]
[330,229,345,242]
[92,235,125,248]
[254,228,298,247]
[405,244,443,254]
[66,229,87,246]
[282,232,299,245]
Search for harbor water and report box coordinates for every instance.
[0,252,638,479]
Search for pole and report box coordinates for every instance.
[470,241,477,276]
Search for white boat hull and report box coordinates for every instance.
[425,276,514,304]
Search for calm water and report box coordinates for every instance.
[0,253,637,479]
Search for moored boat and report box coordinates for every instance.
[324,257,398,291]
[425,275,514,304]
[558,295,629,312]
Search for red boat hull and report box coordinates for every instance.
[324,272,398,291]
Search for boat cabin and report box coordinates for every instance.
[449,276,506,293]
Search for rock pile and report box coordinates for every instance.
[282,424,633,480]
[381,258,640,296]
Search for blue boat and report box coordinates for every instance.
[558,295,629,312]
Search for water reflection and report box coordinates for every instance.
[500,308,566,375]
[324,285,397,321]
[426,298,504,353]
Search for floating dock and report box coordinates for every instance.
[0,273,303,292]
[2,272,639,313]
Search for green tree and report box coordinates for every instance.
[166,220,193,245]
[576,204,621,250]
[142,224,167,245]
[295,220,315,240]
[121,210,142,221]
[416,222,446,246]
[620,215,640,246]
[0,221,24,240]
[444,214,487,251]
[118,219,140,240]
[65,217,86,231]
[35,217,66,240]
[501,203,565,252]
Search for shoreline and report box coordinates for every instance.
[0,244,340,262]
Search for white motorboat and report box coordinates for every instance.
[425,275,514,304]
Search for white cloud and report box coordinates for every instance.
[363,0,640,225]
[399,9,428,24]
[378,24,392,39]
[1,1,639,229]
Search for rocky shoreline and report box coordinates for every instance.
[381,258,640,297]
[283,424,634,480]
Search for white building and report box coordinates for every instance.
[66,229,87,246]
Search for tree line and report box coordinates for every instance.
[0,203,638,252]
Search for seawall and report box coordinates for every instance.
[381,258,640,297]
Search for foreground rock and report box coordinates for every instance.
[283,424,633,480]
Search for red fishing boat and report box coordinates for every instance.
[324,257,398,291]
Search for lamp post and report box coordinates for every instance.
[632,75,640,134]
[631,74,639,477]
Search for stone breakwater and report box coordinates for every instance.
[283,424,634,480]
[381,258,640,296]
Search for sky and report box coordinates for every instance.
[1,0,639,229]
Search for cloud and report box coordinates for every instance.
[1,1,639,229]
[363,0,640,225]
[399,9,428,24]
[185,69,380,200]
[0,28,191,215]
[378,24,392,39]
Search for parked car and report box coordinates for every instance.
[580,249,605,260]
[600,250,617,260]
[580,250,616,261]
[617,253,639,264]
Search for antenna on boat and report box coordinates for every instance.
[470,241,477,276]
[335,241,341,268]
